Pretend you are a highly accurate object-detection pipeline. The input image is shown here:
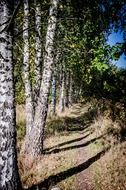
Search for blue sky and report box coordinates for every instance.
[107,31,126,69]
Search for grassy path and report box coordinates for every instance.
[20,103,109,190]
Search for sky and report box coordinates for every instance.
[107,31,126,69]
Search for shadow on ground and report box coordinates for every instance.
[44,132,91,152]
[44,134,104,155]
[27,148,110,190]
[46,106,97,135]
[24,105,111,190]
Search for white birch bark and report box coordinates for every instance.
[69,72,73,106]
[51,52,60,116]
[34,0,42,102]
[25,0,59,156]
[59,64,65,112]
[65,71,70,108]
[51,66,57,115]
[0,1,21,189]
[23,0,34,136]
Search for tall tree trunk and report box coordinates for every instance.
[25,0,59,156]
[51,65,57,116]
[23,0,34,137]
[51,52,60,116]
[0,1,21,189]
[69,72,73,106]
[59,65,65,113]
[34,0,42,102]
[65,71,70,108]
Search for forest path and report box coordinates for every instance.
[53,103,103,190]
[24,103,106,190]
[58,103,104,190]
[61,103,97,190]
[75,122,95,190]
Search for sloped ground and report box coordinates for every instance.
[18,103,126,190]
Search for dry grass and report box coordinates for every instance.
[16,105,26,142]
[16,104,25,124]
[88,115,126,190]
[16,103,90,139]
[91,142,126,190]
[19,132,80,189]
[17,103,91,189]
[90,114,126,144]
[17,102,126,190]
[56,103,90,118]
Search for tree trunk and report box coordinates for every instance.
[34,0,42,102]
[59,65,65,113]
[65,71,70,108]
[23,0,34,137]
[69,72,73,106]
[24,0,59,156]
[51,52,60,116]
[0,1,21,189]
[51,66,57,116]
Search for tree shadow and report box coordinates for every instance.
[44,132,91,152]
[46,107,97,135]
[44,134,104,155]
[65,106,99,131]
[66,121,91,132]
[27,147,110,190]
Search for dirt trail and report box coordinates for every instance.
[22,103,104,190]
[76,131,94,190]
[63,103,99,190]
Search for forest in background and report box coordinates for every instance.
[0,0,126,189]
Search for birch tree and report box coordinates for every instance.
[24,0,59,156]
[22,0,34,137]
[65,71,70,108]
[69,72,73,106]
[51,63,57,116]
[59,64,65,113]
[34,0,42,102]
[51,51,60,116]
[0,1,21,189]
